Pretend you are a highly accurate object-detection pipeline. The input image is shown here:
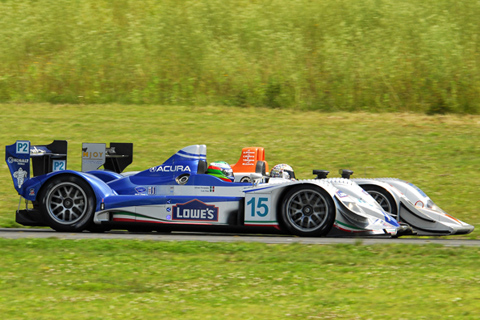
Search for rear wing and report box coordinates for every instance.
[6,140,133,194]
[82,142,133,173]
[5,140,67,193]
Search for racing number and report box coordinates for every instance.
[247,197,269,217]
[16,141,29,154]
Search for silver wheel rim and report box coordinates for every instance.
[368,190,396,218]
[45,182,88,225]
[285,189,330,232]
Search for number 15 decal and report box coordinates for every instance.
[247,196,270,218]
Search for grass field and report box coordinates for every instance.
[1,104,479,319]
[1,238,480,319]
[1,104,479,237]
[1,0,479,113]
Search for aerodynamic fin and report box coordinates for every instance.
[82,142,133,173]
[6,141,31,194]
[5,140,68,194]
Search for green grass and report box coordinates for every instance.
[0,0,479,113]
[1,104,479,237]
[1,105,479,319]
[1,238,479,319]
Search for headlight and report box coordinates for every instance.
[347,202,362,214]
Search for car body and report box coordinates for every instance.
[230,147,474,236]
[350,176,474,236]
[5,140,401,237]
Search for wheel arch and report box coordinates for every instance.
[360,183,401,216]
[36,171,114,211]
[275,182,337,235]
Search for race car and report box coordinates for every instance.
[230,148,474,236]
[5,140,402,237]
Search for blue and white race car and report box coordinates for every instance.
[5,140,402,237]
[231,148,474,237]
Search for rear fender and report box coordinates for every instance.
[85,170,124,183]
[28,171,116,212]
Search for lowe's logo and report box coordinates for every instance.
[172,200,218,221]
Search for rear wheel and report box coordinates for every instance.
[362,185,398,219]
[40,175,95,232]
[280,185,335,237]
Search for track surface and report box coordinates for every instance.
[1,228,479,246]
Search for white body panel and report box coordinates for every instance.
[352,178,474,236]
[94,177,400,237]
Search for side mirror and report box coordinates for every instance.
[339,169,354,179]
[312,170,329,179]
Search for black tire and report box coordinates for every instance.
[280,185,335,237]
[39,175,96,232]
[361,185,398,219]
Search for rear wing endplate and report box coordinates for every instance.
[5,140,67,193]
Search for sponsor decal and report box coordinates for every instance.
[135,186,147,195]
[29,188,35,196]
[149,165,191,173]
[172,199,219,221]
[52,160,66,171]
[194,186,215,193]
[82,143,106,172]
[15,141,30,154]
[242,150,255,166]
[7,157,29,166]
[336,190,349,198]
[13,168,28,188]
[148,186,156,195]
[82,149,104,160]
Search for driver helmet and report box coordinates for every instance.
[270,164,296,180]
[206,161,234,182]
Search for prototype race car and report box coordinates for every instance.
[5,140,402,237]
[231,148,474,236]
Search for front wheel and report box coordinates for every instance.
[280,185,335,237]
[361,185,398,220]
[39,175,96,232]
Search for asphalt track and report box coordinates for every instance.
[1,228,479,246]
